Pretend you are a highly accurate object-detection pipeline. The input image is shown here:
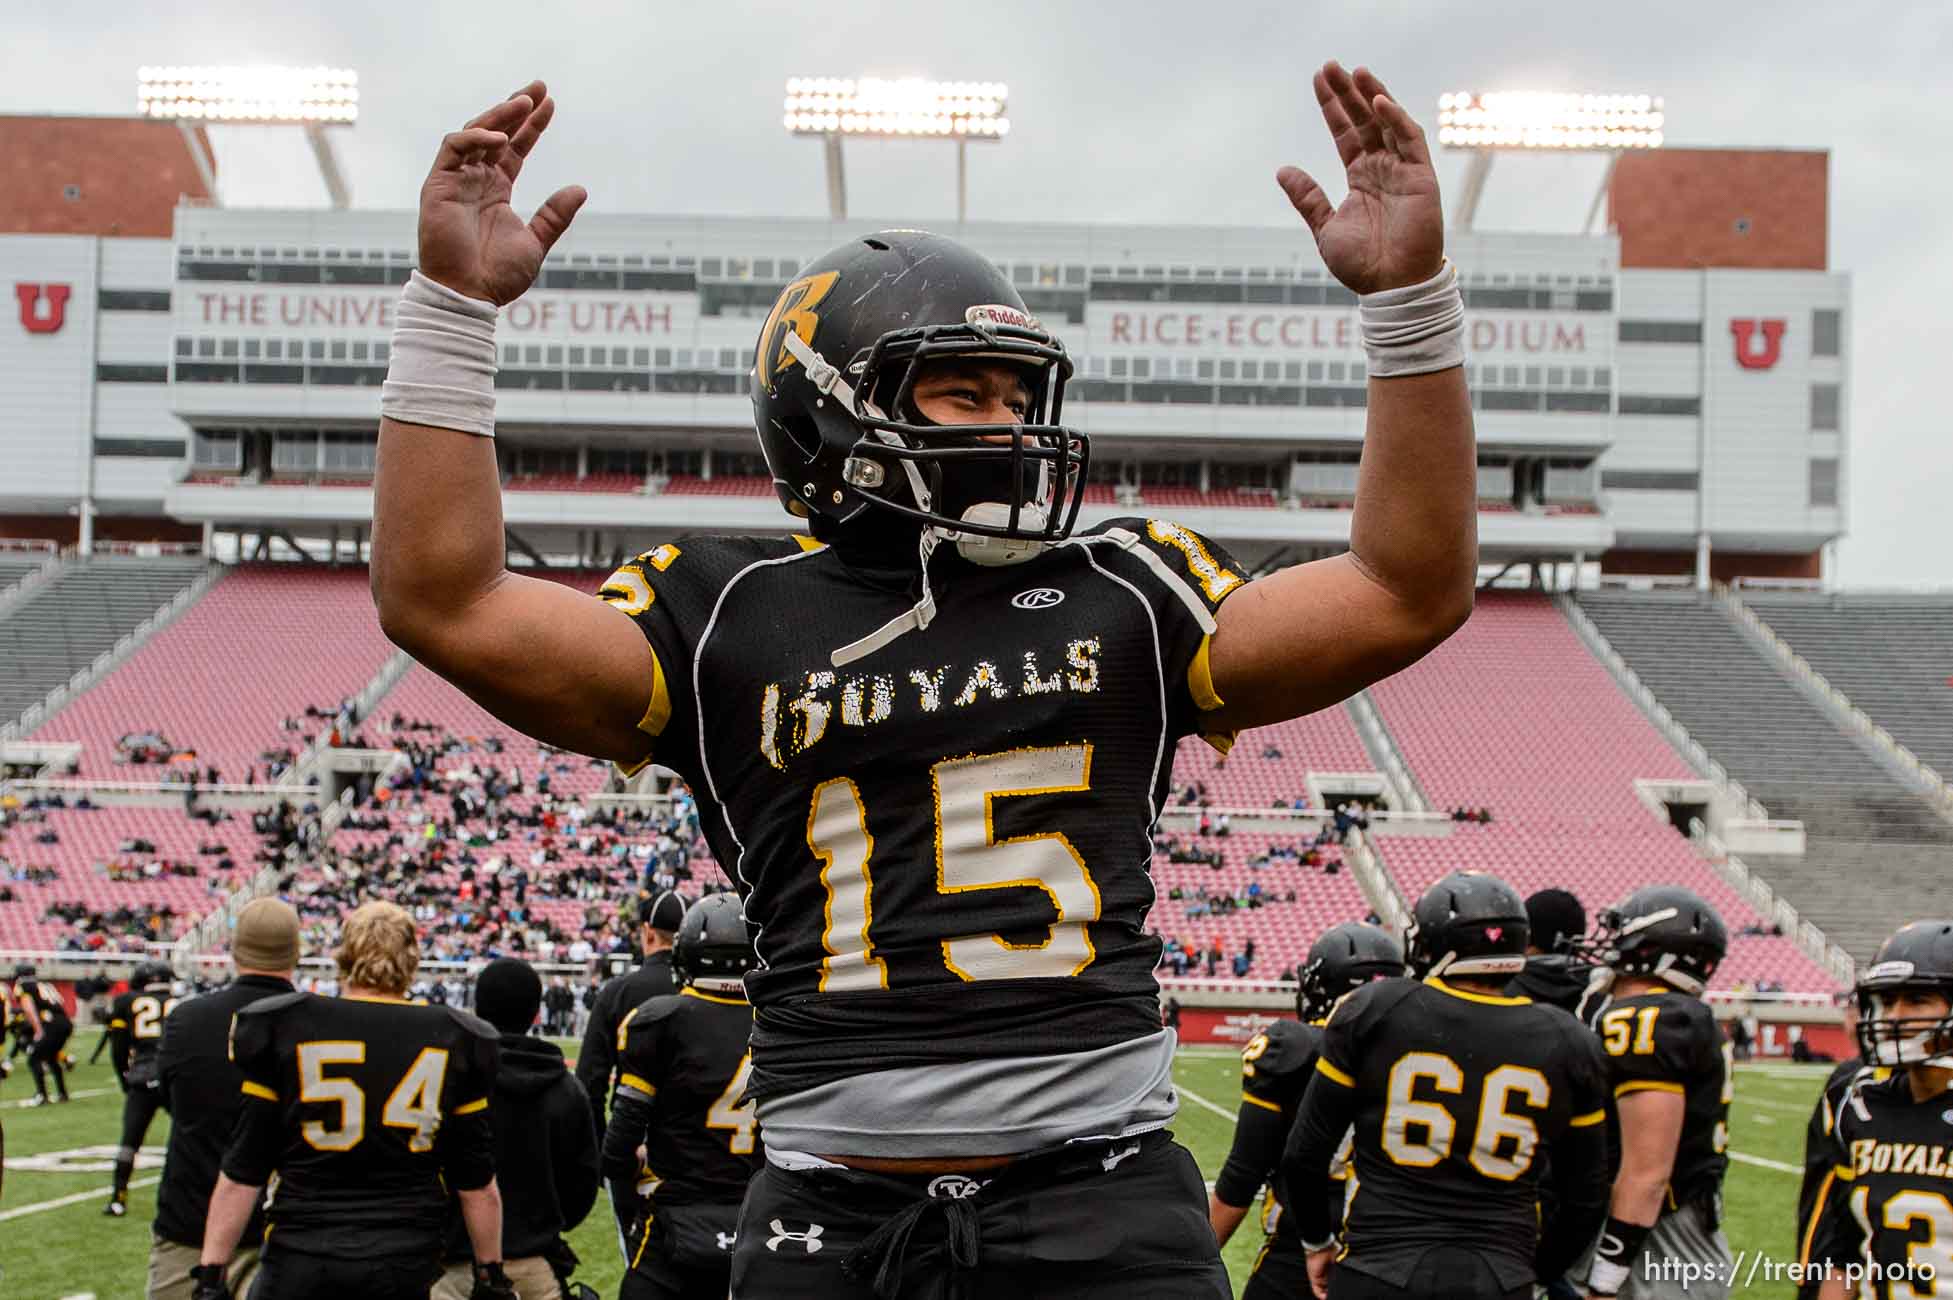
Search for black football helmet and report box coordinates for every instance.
[133,961,174,988]
[1578,885,1727,995]
[1855,921,1953,1069]
[1297,921,1405,1020]
[673,893,758,995]
[1405,871,1529,980]
[751,229,1087,552]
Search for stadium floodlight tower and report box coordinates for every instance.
[784,77,1009,223]
[136,65,360,208]
[1437,91,1664,232]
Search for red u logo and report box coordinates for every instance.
[1729,318,1786,370]
[15,283,71,334]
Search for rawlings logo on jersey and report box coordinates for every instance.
[760,638,1101,770]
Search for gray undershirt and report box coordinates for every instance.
[757,1028,1181,1164]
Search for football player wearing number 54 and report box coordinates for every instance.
[371,59,1477,1299]
[192,902,514,1300]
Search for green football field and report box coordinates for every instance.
[0,1032,1826,1300]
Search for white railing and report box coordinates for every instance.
[1556,593,1768,820]
[1695,825,1856,985]
[1342,828,1410,935]
[0,561,224,744]
[1719,586,1953,820]
[1345,691,1426,812]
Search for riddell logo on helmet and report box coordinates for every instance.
[966,304,1041,331]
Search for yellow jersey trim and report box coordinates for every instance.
[1316,1058,1356,1088]
[240,1080,280,1102]
[1569,1107,1607,1128]
[1615,1079,1686,1097]
[1799,1169,1838,1262]
[453,1097,489,1116]
[1241,1092,1283,1113]
[680,987,749,1006]
[1427,976,1530,1007]
[619,1072,658,1096]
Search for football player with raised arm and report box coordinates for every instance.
[603,893,762,1299]
[1576,887,1734,1300]
[1282,872,1613,1300]
[370,60,1476,1299]
[1210,922,1404,1298]
[1809,922,1953,1300]
[103,960,179,1218]
[192,903,514,1300]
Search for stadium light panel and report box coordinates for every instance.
[136,65,360,126]
[782,77,1008,140]
[1436,91,1663,150]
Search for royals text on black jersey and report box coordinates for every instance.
[595,518,1242,1105]
[221,992,499,1260]
[1808,1070,1953,1297]
[1595,991,1733,1208]
[1282,978,1613,1291]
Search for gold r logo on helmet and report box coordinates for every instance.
[756,270,841,392]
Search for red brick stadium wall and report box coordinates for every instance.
[1609,149,1828,271]
[0,116,214,237]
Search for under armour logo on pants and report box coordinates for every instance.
[765,1219,825,1253]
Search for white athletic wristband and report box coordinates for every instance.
[379,271,499,437]
[1359,259,1465,379]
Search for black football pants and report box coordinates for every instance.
[1328,1247,1530,1300]
[728,1130,1230,1299]
[28,1018,71,1099]
[249,1247,441,1300]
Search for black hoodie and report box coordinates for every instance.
[446,1033,600,1263]
[1505,953,1595,1017]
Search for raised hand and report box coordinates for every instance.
[417,80,587,305]
[1276,63,1444,295]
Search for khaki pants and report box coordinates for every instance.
[431,1257,561,1300]
[148,1237,259,1300]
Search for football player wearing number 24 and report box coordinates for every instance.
[370,61,1474,1300]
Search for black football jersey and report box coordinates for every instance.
[596,518,1244,1100]
[16,977,68,1025]
[222,992,499,1259]
[1240,1017,1333,1211]
[610,988,761,1205]
[1594,991,1732,1205]
[1307,978,1611,1288]
[1810,1071,1953,1297]
[108,983,179,1086]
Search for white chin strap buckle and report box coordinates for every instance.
[950,502,1049,567]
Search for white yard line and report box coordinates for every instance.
[0,1176,158,1221]
[3,1087,116,1109]
[1179,1076,1804,1177]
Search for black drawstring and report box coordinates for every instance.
[841,1193,982,1299]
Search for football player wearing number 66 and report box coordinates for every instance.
[193,902,515,1300]
[1281,871,1613,1300]
[374,59,1476,1298]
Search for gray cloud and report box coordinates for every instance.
[8,0,1947,581]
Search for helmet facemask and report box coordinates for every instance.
[821,320,1089,559]
[1856,971,1953,1070]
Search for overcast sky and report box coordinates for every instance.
[7,0,1948,585]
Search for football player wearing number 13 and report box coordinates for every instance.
[1281,872,1613,1300]
[1808,922,1953,1300]
[191,903,516,1300]
[370,60,1477,1299]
